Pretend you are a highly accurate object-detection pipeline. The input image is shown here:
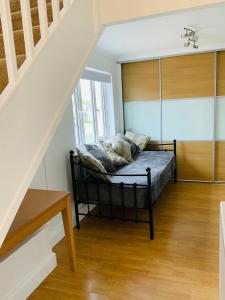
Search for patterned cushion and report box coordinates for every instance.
[117,133,140,158]
[84,144,115,173]
[102,143,129,167]
[112,136,133,162]
[125,131,150,150]
[77,146,110,182]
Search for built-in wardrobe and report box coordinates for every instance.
[121,51,225,182]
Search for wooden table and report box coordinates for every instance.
[0,189,76,271]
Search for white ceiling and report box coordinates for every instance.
[97,4,225,61]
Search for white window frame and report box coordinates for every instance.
[72,79,107,145]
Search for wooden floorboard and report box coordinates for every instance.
[29,182,224,300]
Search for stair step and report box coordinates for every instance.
[0,4,53,35]
[0,54,25,94]
[0,25,41,59]
[0,0,64,94]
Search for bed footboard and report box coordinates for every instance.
[145,139,177,183]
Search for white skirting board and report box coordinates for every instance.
[0,226,57,300]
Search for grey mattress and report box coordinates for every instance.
[77,151,175,209]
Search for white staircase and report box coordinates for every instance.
[0,0,102,247]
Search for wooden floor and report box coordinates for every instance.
[29,182,224,300]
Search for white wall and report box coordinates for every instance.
[30,101,76,246]
[0,227,56,300]
[32,101,76,192]
[98,0,225,25]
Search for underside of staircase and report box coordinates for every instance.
[0,0,65,94]
[0,0,102,247]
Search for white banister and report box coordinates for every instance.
[0,0,74,97]
[37,0,48,40]
[20,0,34,60]
[0,0,18,84]
[52,0,60,22]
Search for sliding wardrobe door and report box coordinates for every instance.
[215,51,225,181]
[122,60,161,141]
[161,53,214,181]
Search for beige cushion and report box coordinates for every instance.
[125,131,150,150]
[112,136,133,162]
[77,146,110,181]
[102,143,128,167]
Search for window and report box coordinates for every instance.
[80,79,95,143]
[72,69,111,145]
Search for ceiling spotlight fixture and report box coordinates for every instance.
[181,27,198,49]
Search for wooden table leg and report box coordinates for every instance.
[62,195,76,271]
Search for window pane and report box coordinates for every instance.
[80,79,95,143]
[94,81,104,138]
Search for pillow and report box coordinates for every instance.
[77,146,110,182]
[84,144,115,173]
[117,133,140,158]
[102,143,129,167]
[125,131,150,150]
[111,136,133,162]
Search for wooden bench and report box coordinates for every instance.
[0,189,76,271]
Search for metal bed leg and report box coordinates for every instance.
[70,151,80,229]
[96,183,101,217]
[146,168,154,240]
[85,182,90,216]
[120,182,125,220]
[173,139,177,184]
[108,183,113,218]
[133,183,138,223]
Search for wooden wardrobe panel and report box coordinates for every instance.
[217,51,225,96]
[161,53,214,99]
[146,140,174,151]
[176,141,213,181]
[122,60,160,102]
[215,141,225,181]
[146,140,163,151]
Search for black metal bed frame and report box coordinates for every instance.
[69,139,177,240]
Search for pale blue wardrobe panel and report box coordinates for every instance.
[124,101,161,140]
[162,98,214,141]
